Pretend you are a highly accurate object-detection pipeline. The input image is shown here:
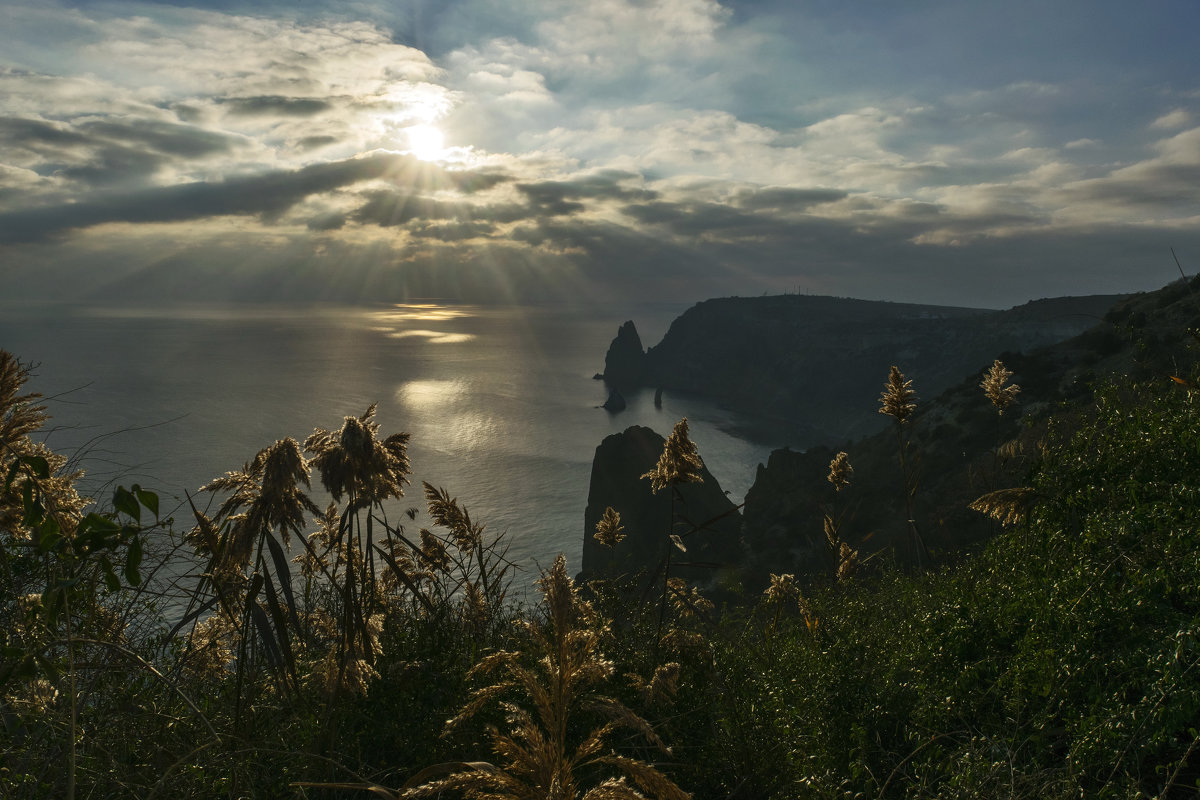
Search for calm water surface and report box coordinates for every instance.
[1,303,773,597]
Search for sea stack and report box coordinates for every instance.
[602,389,627,412]
[580,425,743,589]
[602,320,647,388]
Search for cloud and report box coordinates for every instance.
[1151,108,1192,130]
[0,151,513,243]
[734,186,848,211]
[515,170,658,214]
[0,1,1197,311]
[218,96,334,117]
[1053,126,1200,220]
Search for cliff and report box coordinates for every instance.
[605,293,1125,446]
[601,320,647,389]
[585,280,1200,592]
[737,278,1200,587]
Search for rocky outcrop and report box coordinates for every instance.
[581,426,742,589]
[601,321,646,389]
[601,389,626,412]
[607,293,1125,448]
[583,280,1200,596]
[737,278,1200,588]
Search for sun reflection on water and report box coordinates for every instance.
[388,330,474,344]
[397,379,468,409]
[367,304,475,343]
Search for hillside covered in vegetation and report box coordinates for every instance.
[5,279,1200,798]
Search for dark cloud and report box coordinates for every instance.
[515,171,658,215]
[443,169,512,194]
[621,199,783,238]
[0,152,401,242]
[0,116,237,159]
[306,212,346,231]
[1061,164,1200,210]
[218,95,333,117]
[0,152,517,243]
[78,119,238,158]
[297,135,339,150]
[58,144,167,187]
[406,220,498,241]
[0,117,91,148]
[734,186,847,210]
[0,115,239,187]
[352,191,464,226]
[350,187,526,227]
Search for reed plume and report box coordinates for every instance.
[822,451,854,573]
[764,573,798,606]
[969,487,1037,527]
[305,404,410,509]
[593,506,626,549]
[641,418,703,494]
[827,451,853,492]
[406,554,689,800]
[641,419,711,655]
[0,351,88,539]
[879,365,917,423]
[981,359,1020,415]
[877,366,929,569]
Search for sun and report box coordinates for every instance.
[404,123,446,161]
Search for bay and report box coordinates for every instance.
[1,302,773,599]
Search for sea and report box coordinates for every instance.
[1,302,775,601]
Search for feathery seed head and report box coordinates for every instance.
[969,487,1037,527]
[642,417,704,494]
[827,451,853,491]
[0,351,47,451]
[420,528,451,571]
[538,553,580,634]
[593,506,626,549]
[879,365,917,423]
[424,483,483,551]
[305,406,410,507]
[764,572,799,605]
[981,359,1020,414]
[667,577,713,619]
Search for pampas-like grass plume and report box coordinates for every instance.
[879,365,917,423]
[200,437,320,568]
[305,404,410,508]
[0,351,89,539]
[593,506,626,549]
[764,573,798,606]
[981,359,1020,415]
[969,487,1037,527]
[405,554,690,800]
[641,418,703,494]
[827,451,853,491]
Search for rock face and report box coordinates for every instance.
[737,279,1200,588]
[614,293,1125,447]
[582,278,1200,595]
[601,389,627,412]
[602,321,646,389]
[581,426,742,588]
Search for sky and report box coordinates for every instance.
[1,0,1198,309]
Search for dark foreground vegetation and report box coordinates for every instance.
[4,293,1200,797]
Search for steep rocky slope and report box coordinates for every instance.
[588,279,1200,594]
[602,292,1124,445]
